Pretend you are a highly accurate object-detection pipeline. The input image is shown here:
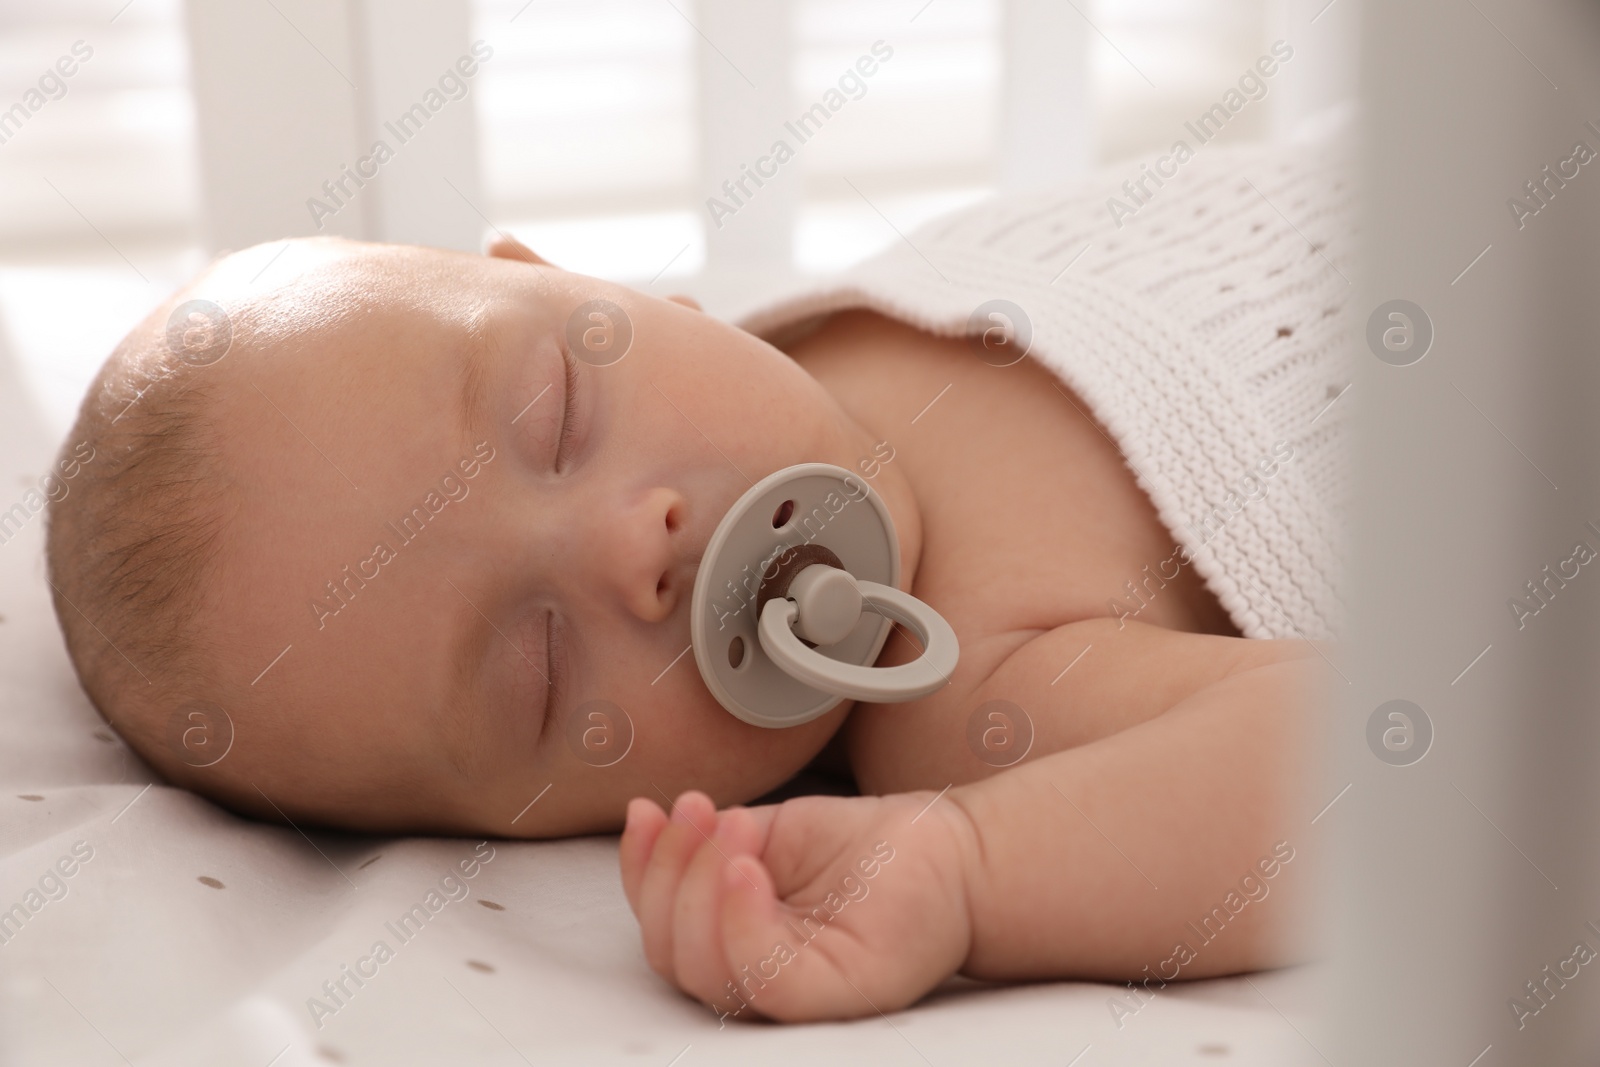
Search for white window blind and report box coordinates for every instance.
[0,0,1295,272]
[467,0,1288,288]
[0,0,199,255]
[790,0,999,275]
[470,0,1009,286]
[0,0,203,437]
[1,0,1342,430]
[471,0,702,283]
[1092,0,1277,164]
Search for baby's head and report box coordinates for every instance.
[46,236,891,837]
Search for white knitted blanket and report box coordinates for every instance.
[739,128,1355,641]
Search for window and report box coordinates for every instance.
[2,0,1322,431]
[0,0,203,434]
[469,0,1284,286]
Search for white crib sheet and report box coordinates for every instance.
[0,312,1328,1067]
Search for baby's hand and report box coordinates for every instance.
[619,788,975,1023]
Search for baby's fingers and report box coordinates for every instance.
[619,797,669,914]
[635,791,717,978]
[671,807,761,1007]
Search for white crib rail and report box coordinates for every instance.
[1332,0,1600,1060]
[183,0,485,252]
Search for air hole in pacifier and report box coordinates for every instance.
[728,635,746,669]
[771,499,794,528]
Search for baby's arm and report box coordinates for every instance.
[949,622,1325,983]
[620,624,1328,1020]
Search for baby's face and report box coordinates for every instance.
[187,239,881,836]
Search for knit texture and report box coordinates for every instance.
[738,128,1356,641]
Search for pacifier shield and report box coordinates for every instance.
[690,464,899,728]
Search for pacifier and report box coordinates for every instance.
[690,463,959,728]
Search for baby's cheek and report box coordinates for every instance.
[633,688,727,770]
[696,694,840,801]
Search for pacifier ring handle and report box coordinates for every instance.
[758,579,957,703]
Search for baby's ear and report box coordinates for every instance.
[482,231,555,267]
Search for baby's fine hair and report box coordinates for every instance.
[45,297,232,774]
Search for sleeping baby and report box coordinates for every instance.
[44,128,1350,1022]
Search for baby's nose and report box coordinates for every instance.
[593,486,690,624]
